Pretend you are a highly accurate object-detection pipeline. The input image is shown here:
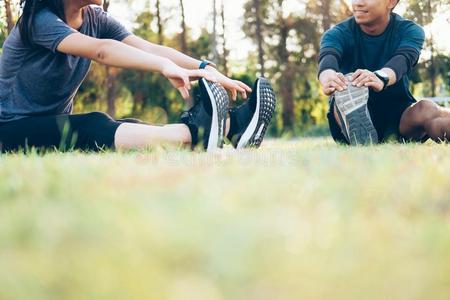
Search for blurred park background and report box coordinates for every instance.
[1,0,449,137]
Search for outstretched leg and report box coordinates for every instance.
[0,112,229,152]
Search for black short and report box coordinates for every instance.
[0,112,145,152]
[327,96,414,144]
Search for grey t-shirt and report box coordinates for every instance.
[0,5,131,122]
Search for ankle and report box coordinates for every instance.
[227,109,239,140]
[180,124,193,144]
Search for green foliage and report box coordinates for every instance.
[403,0,449,26]
[188,29,214,60]
[411,54,450,97]
[0,6,7,48]
[403,0,450,96]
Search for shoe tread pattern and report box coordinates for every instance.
[206,81,230,148]
[247,78,276,148]
[334,82,378,146]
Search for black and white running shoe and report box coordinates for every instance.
[334,74,378,145]
[181,78,229,151]
[227,77,277,149]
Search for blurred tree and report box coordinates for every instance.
[242,0,352,132]
[404,0,449,96]
[219,0,229,75]
[155,0,164,44]
[211,0,219,62]
[189,28,213,60]
[102,0,119,118]
[0,15,6,49]
[179,0,188,53]
[132,9,155,115]
[4,0,14,34]
[243,0,269,76]
[306,0,352,33]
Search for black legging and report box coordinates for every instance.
[0,112,146,152]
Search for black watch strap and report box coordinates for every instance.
[375,71,389,90]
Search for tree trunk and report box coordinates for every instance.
[277,9,294,130]
[321,0,331,32]
[280,66,295,130]
[133,72,145,115]
[211,0,219,62]
[103,0,117,118]
[179,0,188,53]
[105,67,118,119]
[4,0,15,34]
[220,0,229,75]
[155,0,164,45]
[427,0,436,97]
[254,0,265,76]
[429,36,436,97]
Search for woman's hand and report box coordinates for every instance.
[161,62,218,100]
[205,67,252,101]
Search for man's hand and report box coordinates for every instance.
[319,69,348,96]
[206,66,252,101]
[351,69,384,92]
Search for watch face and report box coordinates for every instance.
[376,70,389,80]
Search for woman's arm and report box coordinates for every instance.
[122,35,202,70]
[57,33,216,99]
[59,33,171,72]
[122,35,252,100]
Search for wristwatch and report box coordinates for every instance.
[199,60,217,69]
[374,70,390,90]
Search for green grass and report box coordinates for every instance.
[1,138,449,300]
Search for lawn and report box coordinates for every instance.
[0,138,449,300]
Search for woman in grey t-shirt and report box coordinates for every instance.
[0,0,277,152]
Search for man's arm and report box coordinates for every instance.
[384,22,425,84]
[318,47,341,78]
[383,48,421,85]
[317,27,349,95]
[352,23,425,92]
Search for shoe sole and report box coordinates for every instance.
[237,78,276,149]
[201,78,229,152]
[334,83,378,146]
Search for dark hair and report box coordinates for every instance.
[18,0,66,47]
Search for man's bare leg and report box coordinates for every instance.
[399,100,450,142]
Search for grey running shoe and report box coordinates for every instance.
[333,74,378,145]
